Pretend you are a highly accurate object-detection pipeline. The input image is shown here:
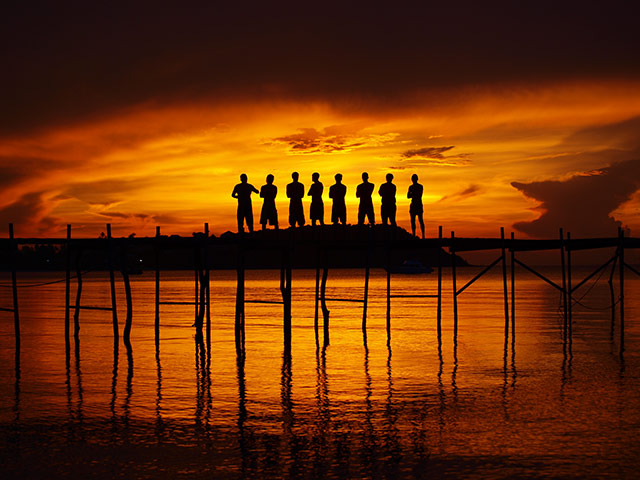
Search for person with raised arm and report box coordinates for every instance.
[329,173,347,225]
[307,172,324,226]
[286,171,305,227]
[407,173,425,238]
[232,173,259,233]
[260,174,278,230]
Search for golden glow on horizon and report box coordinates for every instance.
[2,80,640,237]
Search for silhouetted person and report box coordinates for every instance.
[378,173,397,227]
[329,173,347,225]
[407,173,425,238]
[232,173,259,233]
[260,174,278,230]
[308,172,324,226]
[356,172,375,225]
[286,171,305,227]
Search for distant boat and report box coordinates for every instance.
[387,260,433,274]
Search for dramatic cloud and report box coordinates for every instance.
[0,192,61,234]
[271,127,398,154]
[512,159,640,237]
[393,145,471,168]
[438,184,483,203]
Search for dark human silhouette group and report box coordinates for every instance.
[232,172,426,238]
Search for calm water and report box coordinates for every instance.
[1,267,639,478]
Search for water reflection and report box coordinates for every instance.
[195,337,212,431]
[124,340,133,430]
[14,344,20,425]
[110,340,118,432]
[155,340,164,440]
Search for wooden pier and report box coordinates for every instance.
[1,222,639,356]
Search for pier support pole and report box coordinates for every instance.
[204,223,211,341]
[500,227,509,342]
[560,228,568,340]
[155,226,160,342]
[121,239,133,345]
[65,225,71,349]
[567,232,573,339]
[73,245,83,340]
[386,246,391,330]
[107,224,119,341]
[362,241,370,333]
[235,245,245,350]
[437,226,442,347]
[9,224,19,349]
[314,254,320,339]
[619,227,625,354]
[510,231,515,345]
[451,231,458,341]
[320,249,329,346]
[281,248,292,348]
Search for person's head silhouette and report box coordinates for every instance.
[292,172,299,181]
[386,173,393,182]
[266,174,274,184]
[240,173,248,183]
[362,172,369,181]
[312,172,320,182]
[411,173,418,183]
[335,173,343,183]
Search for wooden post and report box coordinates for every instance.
[106,224,119,340]
[559,228,568,339]
[281,248,292,345]
[9,224,19,348]
[451,231,458,340]
[320,249,329,346]
[567,232,572,338]
[194,247,199,324]
[121,239,133,344]
[362,243,370,332]
[73,245,83,339]
[65,225,71,348]
[236,245,245,341]
[204,223,211,340]
[314,258,320,337]
[155,226,160,341]
[510,231,515,344]
[619,227,625,354]
[437,226,442,346]
[386,244,391,332]
[500,227,509,342]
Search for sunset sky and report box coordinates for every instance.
[2,2,640,238]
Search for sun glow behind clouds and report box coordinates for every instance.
[1,81,640,238]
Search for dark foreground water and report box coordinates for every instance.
[1,267,639,478]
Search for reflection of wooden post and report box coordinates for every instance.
[155,226,160,340]
[437,226,442,345]
[281,248,292,345]
[386,244,391,333]
[619,227,625,354]
[107,224,118,340]
[559,228,567,338]
[9,224,19,348]
[73,245,83,339]
[451,231,458,339]
[314,257,320,337]
[500,227,509,341]
[64,225,71,347]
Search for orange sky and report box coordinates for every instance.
[2,4,640,239]
[2,80,640,238]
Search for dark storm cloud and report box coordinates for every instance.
[0,157,62,189]
[393,145,471,168]
[512,159,640,237]
[2,1,640,136]
[59,178,156,206]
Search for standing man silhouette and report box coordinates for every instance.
[378,173,397,227]
[356,172,375,226]
[260,174,278,230]
[329,173,347,225]
[286,172,305,227]
[308,172,324,226]
[407,173,425,238]
[232,173,259,233]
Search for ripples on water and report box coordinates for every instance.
[1,268,639,478]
